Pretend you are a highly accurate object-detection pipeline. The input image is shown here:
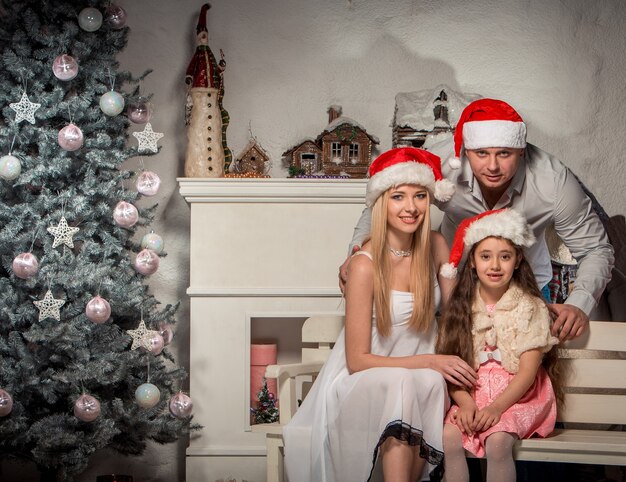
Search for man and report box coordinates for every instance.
[341,98,614,341]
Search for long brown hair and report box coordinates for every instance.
[370,189,435,337]
[436,237,564,408]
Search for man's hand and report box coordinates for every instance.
[548,303,589,341]
[339,246,360,293]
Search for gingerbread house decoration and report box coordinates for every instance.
[230,138,271,176]
[393,84,481,149]
[283,106,379,178]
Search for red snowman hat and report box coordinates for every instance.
[440,208,535,278]
[448,98,527,169]
[196,3,211,33]
[366,147,455,207]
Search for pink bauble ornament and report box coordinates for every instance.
[127,101,152,124]
[85,295,111,324]
[135,383,160,408]
[52,54,78,81]
[141,331,164,355]
[159,323,174,346]
[140,231,164,254]
[105,4,127,29]
[58,123,84,151]
[12,252,39,279]
[74,394,101,422]
[0,389,13,417]
[136,171,161,196]
[134,249,159,276]
[113,201,139,228]
[169,391,193,418]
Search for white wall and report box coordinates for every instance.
[4,1,624,480]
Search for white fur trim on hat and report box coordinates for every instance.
[439,263,457,279]
[447,156,462,169]
[464,209,535,248]
[366,162,436,207]
[463,120,527,150]
[434,178,455,202]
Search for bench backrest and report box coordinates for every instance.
[299,318,626,425]
[557,320,626,425]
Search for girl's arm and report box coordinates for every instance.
[432,231,455,308]
[473,348,543,432]
[449,387,478,435]
[344,253,477,388]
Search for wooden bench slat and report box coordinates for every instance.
[562,321,626,351]
[559,393,626,424]
[560,358,626,389]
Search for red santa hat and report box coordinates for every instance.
[196,3,211,33]
[440,208,535,279]
[448,98,527,169]
[365,147,455,207]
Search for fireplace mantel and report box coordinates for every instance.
[179,178,367,481]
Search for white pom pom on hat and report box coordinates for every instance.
[366,147,455,207]
[448,98,527,170]
[440,208,536,278]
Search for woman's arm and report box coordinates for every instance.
[344,254,477,387]
[473,348,543,432]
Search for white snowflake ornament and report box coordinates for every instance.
[47,216,80,249]
[132,122,164,153]
[9,92,41,124]
[33,290,65,322]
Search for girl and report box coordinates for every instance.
[283,147,478,482]
[436,209,562,482]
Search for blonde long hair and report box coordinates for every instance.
[370,189,435,337]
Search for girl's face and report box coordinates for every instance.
[471,236,521,302]
[386,184,429,235]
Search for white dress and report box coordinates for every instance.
[283,255,448,482]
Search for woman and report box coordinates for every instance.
[283,147,477,482]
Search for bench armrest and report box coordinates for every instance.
[265,361,324,379]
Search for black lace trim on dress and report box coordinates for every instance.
[367,419,444,482]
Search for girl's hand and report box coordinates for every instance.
[432,355,478,389]
[473,405,502,432]
[452,405,477,435]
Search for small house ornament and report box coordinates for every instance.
[227,138,271,177]
[283,105,379,178]
[184,3,232,177]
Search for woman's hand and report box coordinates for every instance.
[473,404,502,432]
[431,355,478,389]
[452,405,477,435]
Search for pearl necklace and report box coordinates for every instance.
[389,246,412,257]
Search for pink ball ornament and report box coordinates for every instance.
[127,101,152,124]
[74,393,101,422]
[136,171,161,196]
[0,389,13,417]
[159,323,174,346]
[100,91,125,116]
[58,123,84,151]
[134,249,160,276]
[113,201,139,228]
[0,154,21,181]
[135,383,160,408]
[85,295,111,324]
[52,54,78,81]
[169,392,193,418]
[105,4,127,29]
[12,252,39,279]
[78,7,103,32]
[141,331,164,355]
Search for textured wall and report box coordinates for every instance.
[4,1,623,480]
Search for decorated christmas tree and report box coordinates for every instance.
[0,2,195,480]
[250,379,279,424]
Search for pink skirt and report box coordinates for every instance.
[444,361,556,457]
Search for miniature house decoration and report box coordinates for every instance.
[283,106,379,178]
[228,138,271,177]
[393,84,481,149]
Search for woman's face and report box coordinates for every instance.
[386,184,429,235]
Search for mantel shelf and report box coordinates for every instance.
[177,177,367,204]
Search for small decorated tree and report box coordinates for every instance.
[250,379,279,424]
[0,2,195,480]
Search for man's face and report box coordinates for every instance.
[465,147,523,193]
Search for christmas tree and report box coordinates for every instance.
[0,2,195,480]
[250,379,279,424]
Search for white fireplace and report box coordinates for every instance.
[179,178,368,481]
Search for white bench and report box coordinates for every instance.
[259,317,626,481]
